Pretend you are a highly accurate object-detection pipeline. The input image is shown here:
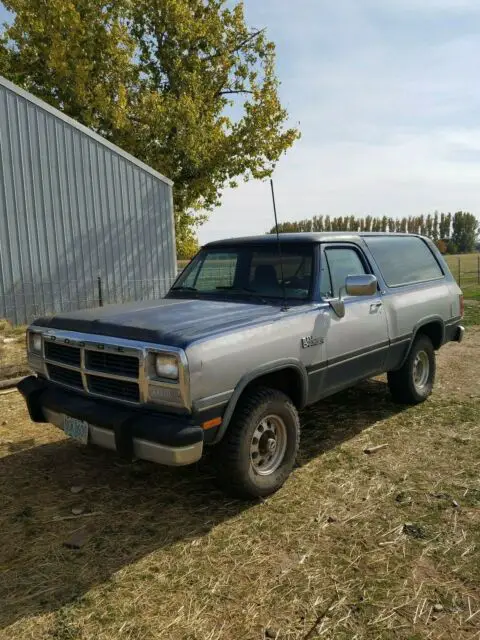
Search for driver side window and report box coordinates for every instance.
[320,247,367,298]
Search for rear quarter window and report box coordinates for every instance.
[365,236,444,287]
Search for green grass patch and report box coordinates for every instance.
[462,284,480,301]
[464,301,480,326]
[445,253,480,289]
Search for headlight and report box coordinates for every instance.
[30,332,42,353]
[155,354,179,380]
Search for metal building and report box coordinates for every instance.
[0,75,176,325]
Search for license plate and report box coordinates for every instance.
[63,416,89,444]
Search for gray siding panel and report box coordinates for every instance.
[0,75,175,325]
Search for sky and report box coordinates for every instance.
[1,1,480,244]
[199,0,480,243]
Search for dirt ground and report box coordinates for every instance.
[0,330,479,639]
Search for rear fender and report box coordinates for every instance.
[397,316,445,369]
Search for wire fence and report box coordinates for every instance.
[1,254,479,327]
[0,275,179,381]
[0,255,479,381]
[445,254,480,289]
[0,275,178,327]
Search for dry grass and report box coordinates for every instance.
[0,330,479,639]
[0,320,28,381]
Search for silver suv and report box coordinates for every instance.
[19,233,464,498]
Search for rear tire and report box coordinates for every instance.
[215,387,300,499]
[388,334,436,405]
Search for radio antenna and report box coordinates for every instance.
[270,178,288,311]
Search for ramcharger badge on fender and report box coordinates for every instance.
[301,336,324,348]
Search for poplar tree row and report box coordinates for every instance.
[269,212,479,253]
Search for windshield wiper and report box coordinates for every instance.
[215,286,257,293]
[215,286,274,304]
[171,285,198,292]
[217,286,287,300]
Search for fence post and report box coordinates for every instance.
[458,257,461,286]
[97,275,103,307]
[478,255,480,284]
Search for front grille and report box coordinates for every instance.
[41,334,182,407]
[45,342,81,367]
[86,351,139,378]
[47,364,83,389]
[87,374,140,403]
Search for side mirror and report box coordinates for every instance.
[328,274,378,318]
[345,274,377,296]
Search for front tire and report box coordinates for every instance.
[215,387,300,499]
[388,334,436,405]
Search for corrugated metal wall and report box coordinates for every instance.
[0,75,176,325]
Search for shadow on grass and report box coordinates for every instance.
[0,378,406,630]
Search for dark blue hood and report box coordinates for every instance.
[33,297,285,348]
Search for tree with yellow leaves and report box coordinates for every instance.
[0,0,299,253]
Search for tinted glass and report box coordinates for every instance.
[366,236,443,286]
[181,252,237,291]
[173,244,313,300]
[322,247,367,297]
[249,250,312,299]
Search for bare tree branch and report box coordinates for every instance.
[218,89,254,96]
[229,28,267,55]
[206,27,266,62]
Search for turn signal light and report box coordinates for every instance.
[202,417,222,430]
[460,294,464,318]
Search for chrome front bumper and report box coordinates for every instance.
[43,407,203,466]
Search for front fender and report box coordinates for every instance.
[211,359,308,444]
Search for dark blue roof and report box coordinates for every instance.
[204,232,420,247]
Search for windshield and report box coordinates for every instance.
[171,244,313,301]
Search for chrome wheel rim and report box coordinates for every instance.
[413,350,430,390]
[250,414,287,476]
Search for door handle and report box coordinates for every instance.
[370,302,383,312]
